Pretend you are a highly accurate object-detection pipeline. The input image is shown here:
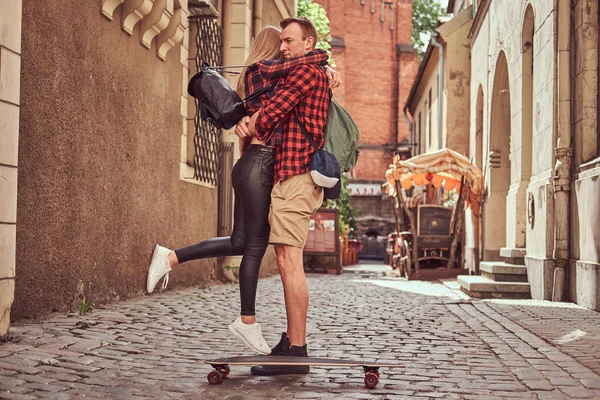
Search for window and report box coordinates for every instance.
[185,16,223,187]
[424,100,428,149]
[418,112,422,155]
[428,88,433,149]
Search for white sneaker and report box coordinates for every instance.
[228,317,271,355]
[146,244,172,294]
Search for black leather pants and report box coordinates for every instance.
[174,145,274,316]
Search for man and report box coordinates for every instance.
[235,16,333,375]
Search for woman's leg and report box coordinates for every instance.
[227,146,274,354]
[147,164,247,294]
[172,194,246,266]
[235,148,274,317]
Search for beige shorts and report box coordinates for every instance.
[269,173,324,248]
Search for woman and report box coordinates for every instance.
[146,26,338,355]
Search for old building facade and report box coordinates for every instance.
[404,2,472,213]
[406,4,472,158]
[313,0,418,255]
[0,0,293,335]
[463,0,600,309]
[403,0,599,309]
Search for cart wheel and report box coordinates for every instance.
[222,365,231,378]
[207,370,223,385]
[402,240,412,279]
[391,240,399,270]
[364,372,379,389]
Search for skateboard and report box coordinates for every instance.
[203,355,401,388]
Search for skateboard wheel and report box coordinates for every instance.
[222,365,231,378]
[207,370,223,385]
[366,368,380,379]
[364,372,379,389]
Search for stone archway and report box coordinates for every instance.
[485,51,511,260]
[476,86,484,260]
[517,4,535,248]
[475,85,484,173]
[470,85,485,272]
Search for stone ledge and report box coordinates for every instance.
[103,0,186,62]
[140,0,174,49]
[458,275,531,293]
[331,37,345,48]
[157,6,187,60]
[179,162,216,189]
[101,0,125,21]
[577,157,600,179]
[480,261,527,275]
[122,0,153,35]
[500,247,527,259]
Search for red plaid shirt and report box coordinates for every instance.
[244,50,328,145]
[254,58,330,183]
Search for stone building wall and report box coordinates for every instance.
[3,0,290,327]
[0,0,22,335]
[469,0,600,309]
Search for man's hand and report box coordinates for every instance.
[248,111,259,135]
[235,116,252,139]
[324,65,342,89]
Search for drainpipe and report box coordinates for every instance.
[393,40,401,154]
[403,106,414,156]
[551,0,572,302]
[431,32,444,149]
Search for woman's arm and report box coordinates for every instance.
[323,65,342,89]
[256,49,329,82]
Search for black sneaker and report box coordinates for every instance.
[270,332,289,355]
[251,344,310,376]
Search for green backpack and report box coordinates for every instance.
[323,98,360,173]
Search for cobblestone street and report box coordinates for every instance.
[1,263,600,399]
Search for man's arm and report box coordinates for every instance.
[253,64,320,141]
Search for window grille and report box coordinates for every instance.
[190,15,222,185]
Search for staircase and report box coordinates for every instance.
[457,248,531,299]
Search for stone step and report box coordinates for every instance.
[457,275,531,299]
[480,261,528,282]
[480,261,527,275]
[500,247,526,265]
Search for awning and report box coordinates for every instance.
[385,148,484,215]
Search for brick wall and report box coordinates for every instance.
[314,0,417,181]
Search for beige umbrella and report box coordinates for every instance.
[385,148,484,216]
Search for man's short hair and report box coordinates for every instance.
[280,17,318,49]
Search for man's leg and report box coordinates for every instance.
[250,173,321,375]
[274,244,308,347]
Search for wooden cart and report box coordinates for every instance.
[385,148,483,280]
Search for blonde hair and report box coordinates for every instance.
[236,26,282,96]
